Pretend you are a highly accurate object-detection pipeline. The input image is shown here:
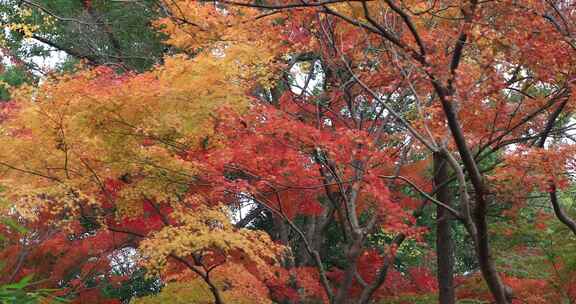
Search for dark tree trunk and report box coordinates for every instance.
[434,153,456,304]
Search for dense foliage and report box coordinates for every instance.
[0,1,575,304]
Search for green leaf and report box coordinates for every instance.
[0,218,28,234]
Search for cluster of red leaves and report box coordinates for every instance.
[322,249,436,302]
[490,145,576,203]
[456,272,576,304]
[0,216,136,302]
[0,101,18,122]
[200,102,418,232]
[101,177,169,235]
[266,267,330,303]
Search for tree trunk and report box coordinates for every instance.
[434,153,456,304]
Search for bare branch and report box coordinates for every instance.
[379,175,462,219]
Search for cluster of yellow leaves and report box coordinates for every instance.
[326,1,389,20]
[0,48,259,219]
[154,1,283,88]
[0,3,291,220]
[0,7,56,43]
[0,80,9,91]
[9,183,99,223]
[139,203,284,277]
[5,23,38,38]
[132,263,273,304]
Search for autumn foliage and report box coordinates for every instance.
[0,1,575,304]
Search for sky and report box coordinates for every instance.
[1,31,68,75]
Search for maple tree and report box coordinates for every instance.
[0,1,575,304]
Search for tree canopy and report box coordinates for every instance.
[0,1,575,304]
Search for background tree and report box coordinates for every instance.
[0,0,167,73]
